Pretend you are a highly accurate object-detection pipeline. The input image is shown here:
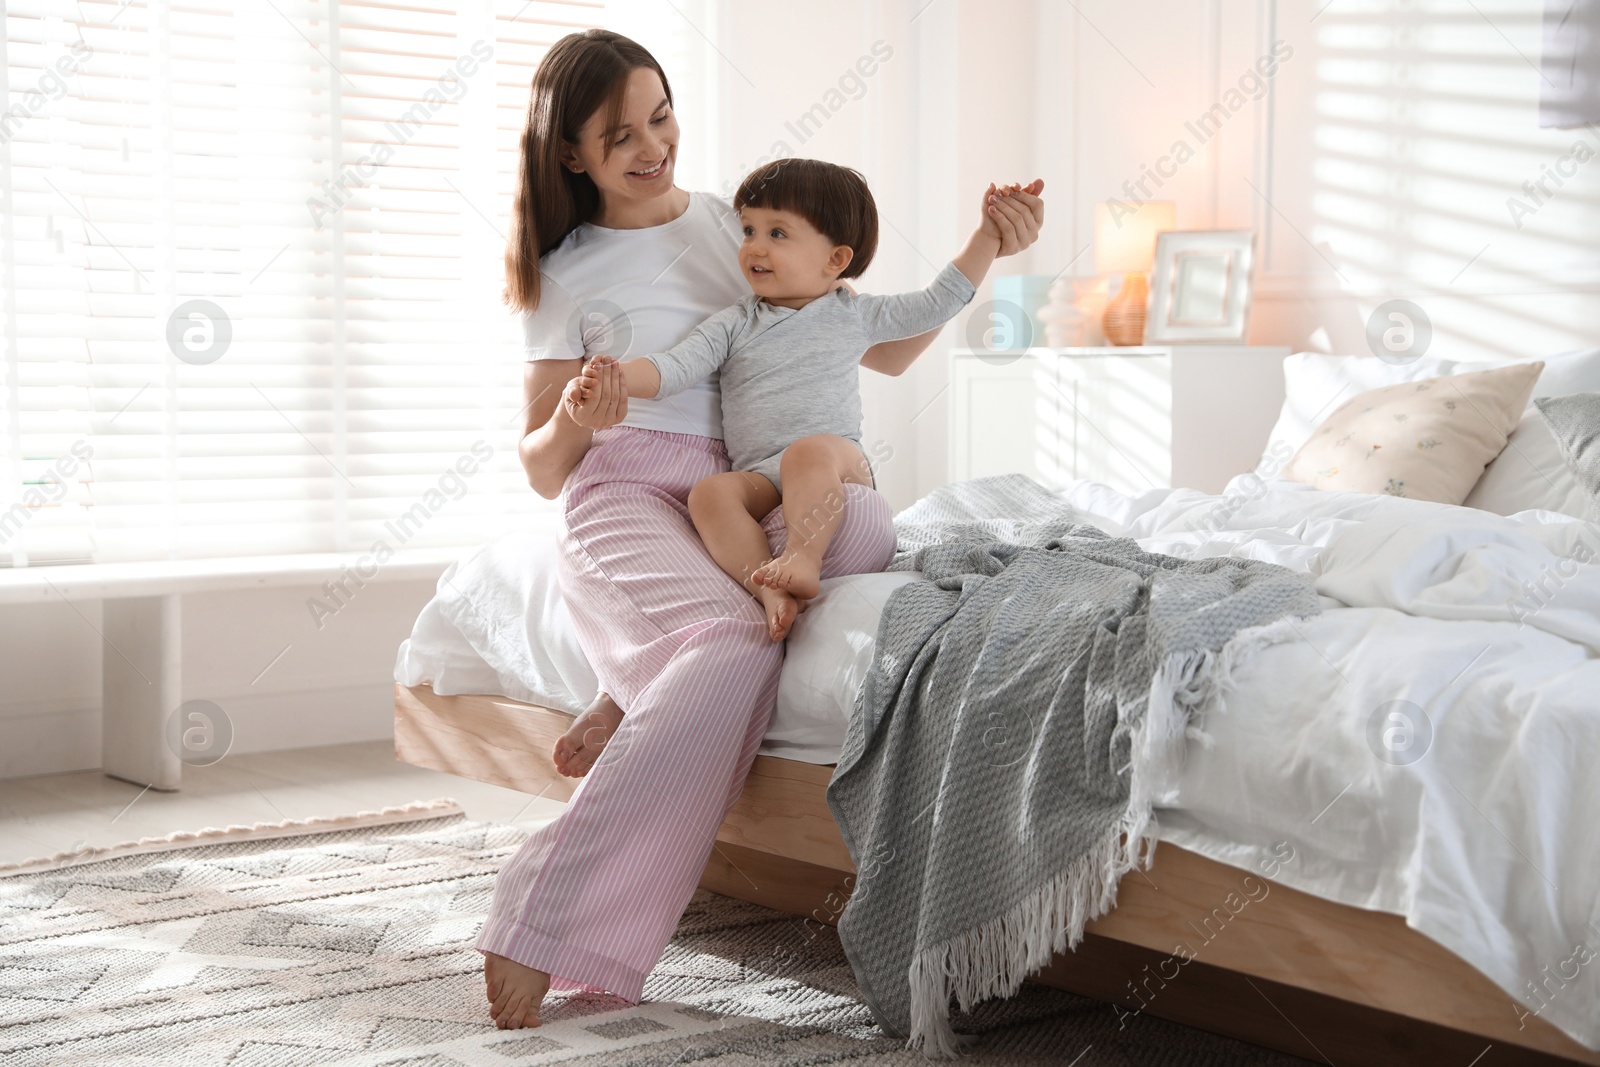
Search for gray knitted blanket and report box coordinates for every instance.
[826,476,1323,1055]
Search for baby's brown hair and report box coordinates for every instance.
[734,158,878,279]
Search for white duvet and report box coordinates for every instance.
[1061,478,1600,1053]
[395,477,1600,1051]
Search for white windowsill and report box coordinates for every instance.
[0,545,473,606]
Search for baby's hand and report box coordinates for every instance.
[576,355,622,392]
[565,357,628,428]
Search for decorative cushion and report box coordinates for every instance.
[1534,393,1600,512]
[1258,352,1487,471]
[1281,362,1544,504]
[1259,349,1600,480]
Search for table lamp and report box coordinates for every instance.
[1094,200,1175,346]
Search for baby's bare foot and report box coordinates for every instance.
[484,951,550,1029]
[754,585,800,642]
[754,553,822,600]
[553,693,624,778]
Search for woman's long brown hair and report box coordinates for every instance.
[505,30,673,313]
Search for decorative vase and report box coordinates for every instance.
[1072,277,1109,346]
[1102,272,1148,346]
[1039,276,1112,348]
[1039,279,1085,348]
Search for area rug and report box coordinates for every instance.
[0,799,1310,1065]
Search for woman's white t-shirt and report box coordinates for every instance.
[523,191,748,439]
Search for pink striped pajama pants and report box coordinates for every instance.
[476,426,896,1000]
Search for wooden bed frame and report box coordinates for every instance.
[395,682,1600,1066]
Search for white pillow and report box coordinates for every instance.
[1525,347,1600,399]
[1466,348,1600,519]
[1462,408,1598,519]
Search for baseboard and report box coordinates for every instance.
[0,705,102,779]
[0,681,399,780]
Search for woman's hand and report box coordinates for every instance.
[982,178,1045,257]
[563,355,628,429]
[954,179,1045,289]
[519,358,592,499]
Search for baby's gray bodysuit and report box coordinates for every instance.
[645,260,976,493]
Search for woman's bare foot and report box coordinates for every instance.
[753,584,799,642]
[754,552,822,601]
[553,692,624,778]
[483,951,550,1029]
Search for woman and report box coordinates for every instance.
[477,29,1044,1030]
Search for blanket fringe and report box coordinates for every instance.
[904,616,1308,1057]
[905,813,1149,1058]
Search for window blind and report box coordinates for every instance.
[0,0,619,565]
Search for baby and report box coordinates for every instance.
[569,158,1024,641]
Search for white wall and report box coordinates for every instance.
[6,0,1596,780]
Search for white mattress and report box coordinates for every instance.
[395,479,1600,1051]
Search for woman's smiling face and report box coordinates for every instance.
[564,66,679,206]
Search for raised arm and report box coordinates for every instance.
[853,261,980,351]
[859,331,939,377]
[861,179,1045,377]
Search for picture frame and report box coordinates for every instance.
[1144,230,1255,344]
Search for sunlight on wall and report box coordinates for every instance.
[1296,1,1599,360]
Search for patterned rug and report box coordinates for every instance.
[0,799,1312,1066]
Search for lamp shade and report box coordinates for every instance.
[1094,201,1176,275]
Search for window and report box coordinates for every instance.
[0,0,707,565]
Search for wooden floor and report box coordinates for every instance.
[0,740,562,868]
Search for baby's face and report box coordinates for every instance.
[738,207,851,301]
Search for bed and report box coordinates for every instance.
[394,350,1600,1065]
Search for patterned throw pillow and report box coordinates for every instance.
[1534,393,1600,512]
[1281,361,1544,504]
